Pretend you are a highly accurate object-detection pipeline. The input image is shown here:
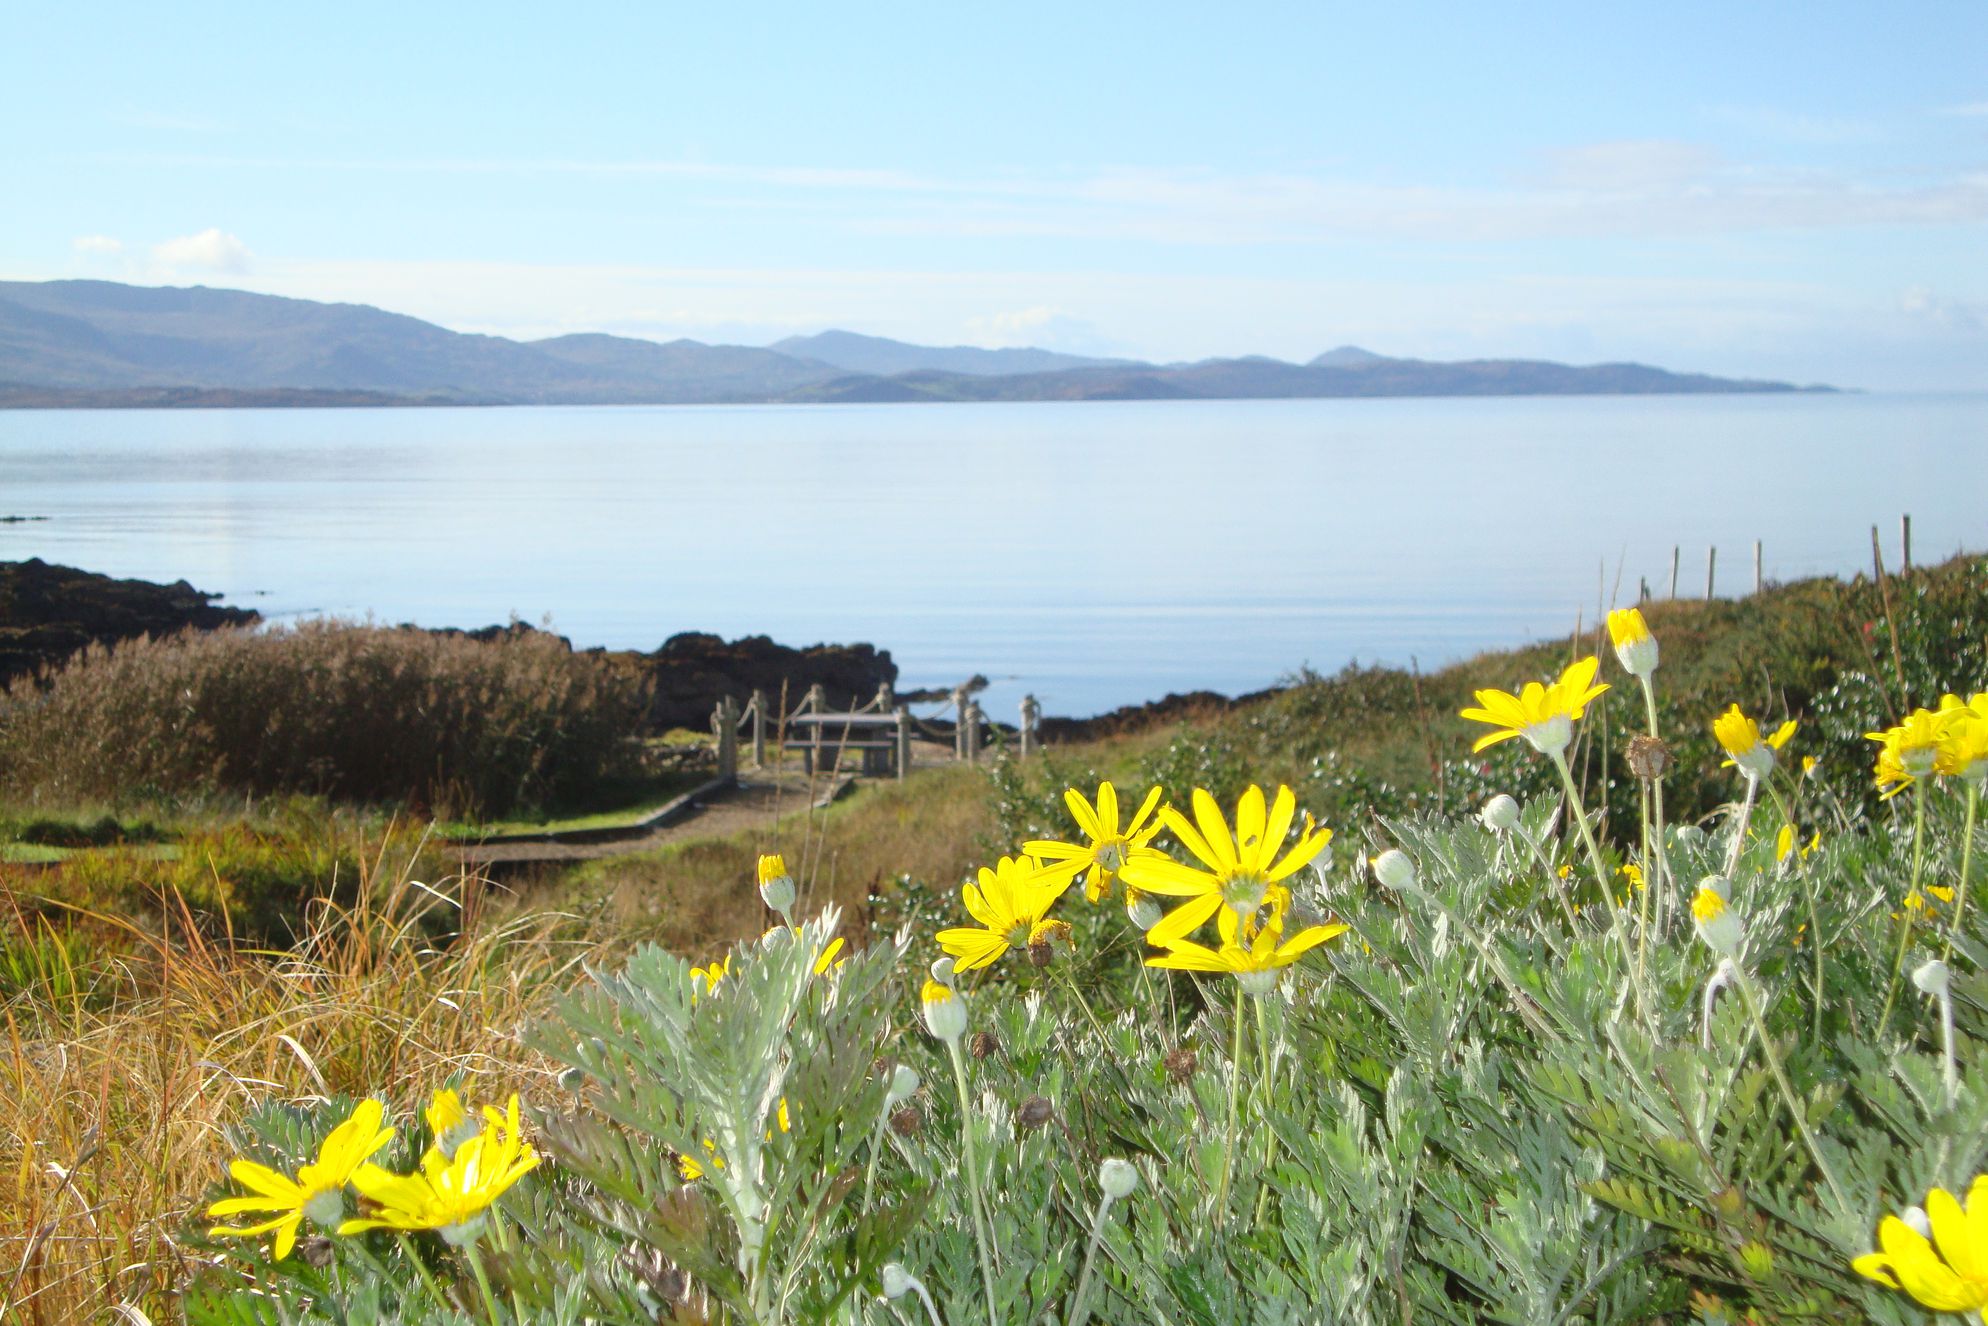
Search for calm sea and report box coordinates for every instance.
[0,394,1981,719]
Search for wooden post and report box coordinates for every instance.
[750,689,767,768]
[877,680,894,712]
[1638,576,1649,602]
[951,685,969,759]
[1019,694,1039,760]
[1705,546,1716,601]
[1872,523,1883,580]
[1902,513,1913,570]
[964,702,982,765]
[1668,546,1680,600]
[1753,540,1762,595]
[713,695,739,781]
[895,705,912,780]
[804,683,826,715]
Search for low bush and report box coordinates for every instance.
[0,620,650,817]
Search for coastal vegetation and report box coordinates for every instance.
[1,554,1983,1323]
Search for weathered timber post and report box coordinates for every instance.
[750,689,767,768]
[895,705,912,780]
[804,683,826,715]
[1705,546,1717,601]
[1639,576,1650,602]
[713,695,739,781]
[1902,513,1913,570]
[1669,546,1680,599]
[877,680,895,712]
[1753,541,1763,595]
[1019,694,1040,760]
[964,702,983,765]
[951,685,970,759]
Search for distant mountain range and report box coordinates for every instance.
[0,280,1835,407]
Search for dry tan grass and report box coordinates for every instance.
[571,763,996,959]
[0,848,591,1324]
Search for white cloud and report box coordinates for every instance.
[1537,140,1721,191]
[1900,285,1983,331]
[71,234,123,254]
[961,306,1111,351]
[1939,102,1988,117]
[153,227,251,274]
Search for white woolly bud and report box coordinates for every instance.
[1902,1205,1932,1239]
[1479,795,1520,833]
[1370,849,1416,891]
[1098,1158,1140,1200]
[886,1064,920,1107]
[1913,959,1952,998]
[879,1264,915,1299]
[929,956,957,987]
[1126,893,1164,931]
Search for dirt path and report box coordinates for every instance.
[452,738,958,869]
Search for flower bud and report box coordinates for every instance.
[1674,824,1707,848]
[1913,959,1951,998]
[969,1029,1000,1060]
[1370,849,1416,891]
[1607,608,1659,679]
[1126,890,1164,931]
[1692,887,1744,957]
[920,978,967,1042]
[1479,794,1520,833]
[1099,1158,1140,1200]
[1902,1205,1932,1239]
[929,956,957,987]
[879,1263,915,1299]
[756,853,795,916]
[1162,1046,1198,1084]
[889,1105,922,1136]
[885,1064,920,1107]
[1700,873,1730,902]
[1016,1095,1055,1130]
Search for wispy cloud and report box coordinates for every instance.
[71,234,123,255]
[103,147,1988,245]
[1710,105,1882,145]
[153,227,252,274]
[1939,101,1988,117]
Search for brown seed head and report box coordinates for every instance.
[1163,1046,1198,1084]
[970,1029,1000,1060]
[889,1105,922,1137]
[1016,1095,1055,1130]
[297,1235,335,1269]
[1625,734,1673,781]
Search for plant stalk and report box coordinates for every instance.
[947,1040,1001,1326]
[1943,781,1980,966]
[1732,967,1850,1213]
[1877,780,1930,1038]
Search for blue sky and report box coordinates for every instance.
[4,1,1984,388]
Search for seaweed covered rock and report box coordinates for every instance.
[0,558,257,684]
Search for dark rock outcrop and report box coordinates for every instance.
[643,632,897,731]
[0,558,259,685]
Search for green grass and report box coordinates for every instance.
[433,768,714,839]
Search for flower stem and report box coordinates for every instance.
[1722,775,1758,879]
[861,1108,891,1217]
[1943,781,1980,967]
[464,1243,504,1326]
[1732,967,1850,1213]
[1550,752,1645,1022]
[1637,676,1670,936]
[1215,979,1246,1215]
[394,1234,453,1311]
[1063,1194,1118,1326]
[1877,780,1930,1038]
[947,1040,1001,1326]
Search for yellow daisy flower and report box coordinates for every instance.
[1118,784,1332,949]
[1459,656,1610,757]
[1606,607,1659,678]
[1937,694,1988,783]
[1714,705,1795,780]
[340,1094,539,1246]
[934,854,1074,971]
[679,1097,792,1181]
[208,1099,396,1260]
[690,955,730,997]
[1854,1175,1988,1316]
[1025,781,1169,902]
[1145,899,1348,996]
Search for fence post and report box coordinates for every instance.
[713,695,739,781]
[1639,576,1649,602]
[1902,513,1913,570]
[1705,546,1716,601]
[1019,694,1039,760]
[877,680,895,712]
[895,705,911,780]
[804,683,826,715]
[1668,546,1680,600]
[750,689,767,768]
[951,685,970,759]
[964,702,983,765]
[1753,540,1762,595]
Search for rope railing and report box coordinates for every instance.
[709,683,1044,780]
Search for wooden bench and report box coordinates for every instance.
[784,712,906,776]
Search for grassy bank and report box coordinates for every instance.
[1,552,1982,1322]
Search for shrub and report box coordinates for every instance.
[0,620,650,817]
